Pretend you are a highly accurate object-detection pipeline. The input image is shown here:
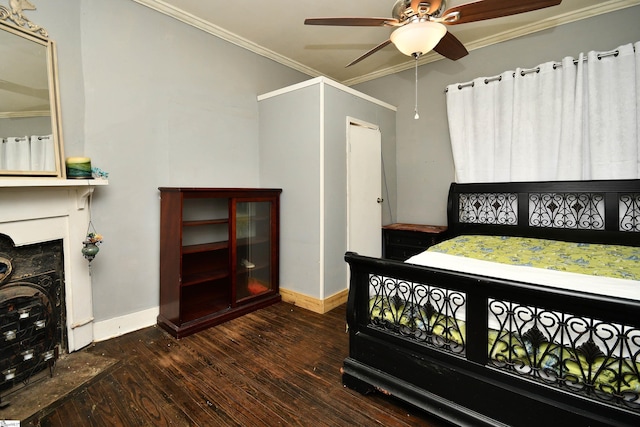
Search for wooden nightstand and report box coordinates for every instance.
[382,223,448,261]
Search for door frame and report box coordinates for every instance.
[346,116,382,260]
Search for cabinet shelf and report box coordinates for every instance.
[182,268,229,287]
[237,262,269,273]
[158,187,282,339]
[183,218,228,227]
[182,241,228,254]
[236,237,269,247]
[180,281,231,323]
[237,214,269,222]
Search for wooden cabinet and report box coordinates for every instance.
[158,188,281,338]
[382,223,448,261]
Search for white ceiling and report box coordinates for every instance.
[133,0,640,85]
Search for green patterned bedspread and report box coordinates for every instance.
[428,235,640,281]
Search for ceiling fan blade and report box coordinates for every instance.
[433,31,469,60]
[443,0,562,25]
[346,39,393,67]
[304,17,400,27]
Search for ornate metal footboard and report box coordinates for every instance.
[362,266,640,408]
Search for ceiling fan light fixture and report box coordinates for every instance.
[390,21,447,56]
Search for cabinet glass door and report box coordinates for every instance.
[235,200,273,302]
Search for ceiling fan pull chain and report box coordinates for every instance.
[414,54,420,120]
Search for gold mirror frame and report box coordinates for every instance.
[0,1,65,178]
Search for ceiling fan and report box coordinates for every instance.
[305,0,563,67]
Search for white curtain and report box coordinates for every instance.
[587,43,639,179]
[447,71,515,182]
[0,134,55,171]
[446,42,640,183]
[2,136,30,171]
[30,135,56,171]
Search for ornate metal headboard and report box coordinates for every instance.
[446,179,640,247]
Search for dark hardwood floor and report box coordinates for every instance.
[22,302,450,426]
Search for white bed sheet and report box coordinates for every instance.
[406,250,640,302]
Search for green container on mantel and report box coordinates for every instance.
[66,157,92,179]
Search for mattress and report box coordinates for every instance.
[406,235,640,301]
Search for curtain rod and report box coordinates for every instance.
[446,47,633,93]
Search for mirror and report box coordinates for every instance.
[0,3,65,177]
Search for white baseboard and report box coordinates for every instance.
[92,306,159,343]
[91,288,348,343]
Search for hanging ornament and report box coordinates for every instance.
[82,193,103,264]
[81,239,100,262]
[82,220,102,262]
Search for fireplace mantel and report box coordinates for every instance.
[0,178,107,187]
[0,178,109,352]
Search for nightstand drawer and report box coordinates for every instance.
[384,244,425,261]
[382,223,447,261]
[386,230,438,248]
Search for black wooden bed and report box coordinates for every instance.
[343,179,640,427]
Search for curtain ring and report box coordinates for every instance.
[597,50,619,60]
[520,67,540,76]
[484,76,502,85]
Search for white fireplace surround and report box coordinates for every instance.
[0,178,108,352]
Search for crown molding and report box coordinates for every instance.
[132,0,640,87]
[258,76,397,111]
[131,0,321,78]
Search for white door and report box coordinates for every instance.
[347,119,382,258]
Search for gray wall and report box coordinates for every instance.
[259,80,396,300]
[355,5,640,226]
[31,0,308,323]
[259,84,323,298]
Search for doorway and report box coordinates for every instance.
[347,118,382,258]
